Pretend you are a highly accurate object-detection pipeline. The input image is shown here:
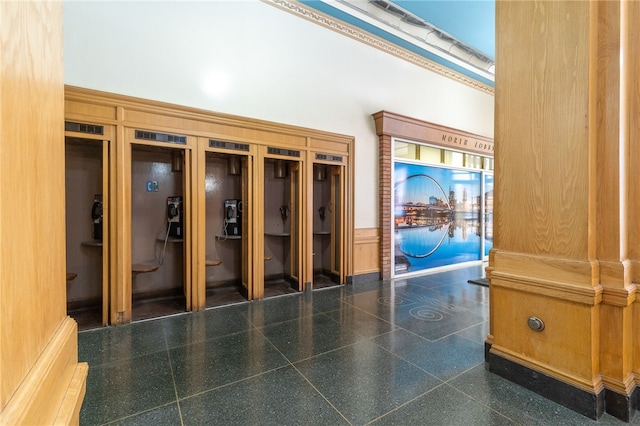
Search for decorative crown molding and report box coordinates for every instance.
[263,0,495,95]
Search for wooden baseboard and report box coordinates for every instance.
[0,317,88,425]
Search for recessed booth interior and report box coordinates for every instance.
[204,151,249,307]
[263,155,301,297]
[130,143,186,320]
[312,161,344,288]
[65,136,106,330]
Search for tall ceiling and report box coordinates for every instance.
[299,0,495,87]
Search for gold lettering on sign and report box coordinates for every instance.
[441,132,493,154]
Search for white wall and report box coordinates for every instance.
[64,0,494,229]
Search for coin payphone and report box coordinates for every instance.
[167,195,183,238]
[224,199,241,237]
[91,194,103,241]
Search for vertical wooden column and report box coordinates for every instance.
[0,1,87,423]
[629,0,640,399]
[490,0,639,421]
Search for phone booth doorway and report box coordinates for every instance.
[128,128,194,322]
[311,153,347,288]
[199,138,254,308]
[64,122,114,329]
[260,147,303,298]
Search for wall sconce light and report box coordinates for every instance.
[171,151,183,173]
[314,164,327,181]
[274,160,288,178]
[227,155,240,175]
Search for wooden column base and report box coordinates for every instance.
[0,317,88,425]
[487,345,639,422]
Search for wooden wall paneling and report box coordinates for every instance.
[184,145,194,311]
[116,123,132,324]
[493,0,640,420]
[194,138,208,310]
[254,147,266,300]
[594,0,636,393]
[65,100,117,122]
[0,1,86,423]
[353,228,380,275]
[627,0,640,388]
[491,0,599,405]
[303,148,314,288]
[243,150,256,300]
[495,1,591,262]
[104,128,116,326]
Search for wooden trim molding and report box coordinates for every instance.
[262,0,495,95]
[372,110,494,156]
[372,110,494,279]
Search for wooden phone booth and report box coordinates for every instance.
[64,122,114,329]
[197,137,255,307]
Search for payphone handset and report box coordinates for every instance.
[223,199,242,236]
[167,196,183,238]
[91,194,103,241]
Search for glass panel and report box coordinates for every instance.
[442,151,464,167]
[483,157,494,170]
[483,173,494,258]
[464,154,482,169]
[394,141,418,160]
[418,145,441,164]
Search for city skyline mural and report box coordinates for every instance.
[394,161,484,274]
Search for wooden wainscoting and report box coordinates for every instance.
[353,228,380,281]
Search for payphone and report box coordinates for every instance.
[167,196,183,237]
[224,199,241,236]
[91,194,103,241]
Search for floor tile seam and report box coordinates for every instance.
[176,364,292,402]
[444,376,523,425]
[428,320,489,343]
[320,307,399,339]
[100,402,178,426]
[163,327,260,351]
[441,360,487,385]
[362,382,450,425]
[452,322,490,346]
[416,288,485,312]
[337,303,399,329]
[251,309,329,331]
[249,323,299,367]
[203,300,251,312]
[289,334,387,365]
[370,338,444,384]
[288,363,354,426]
[311,298,351,315]
[82,347,175,369]
[164,336,186,426]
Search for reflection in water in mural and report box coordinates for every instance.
[484,173,494,257]
[394,162,484,274]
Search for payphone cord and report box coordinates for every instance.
[158,222,172,265]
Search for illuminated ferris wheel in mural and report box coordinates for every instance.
[394,174,453,258]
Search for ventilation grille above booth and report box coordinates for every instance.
[209,139,250,152]
[135,130,186,145]
[316,153,343,162]
[267,147,300,158]
[65,121,104,135]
